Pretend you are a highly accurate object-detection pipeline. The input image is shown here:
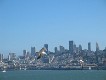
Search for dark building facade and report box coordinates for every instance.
[0,54,3,61]
[88,42,91,51]
[69,41,74,54]
[23,50,27,57]
[54,47,58,54]
[44,44,48,54]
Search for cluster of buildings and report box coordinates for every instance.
[0,41,106,71]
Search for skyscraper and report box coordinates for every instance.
[23,50,27,57]
[8,53,16,61]
[79,44,82,51]
[88,42,91,51]
[69,41,74,54]
[79,44,82,53]
[59,46,65,53]
[0,54,3,62]
[54,47,58,54]
[73,43,76,53]
[44,44,48,54]
[31,47,36,56]
[96,42,99,51]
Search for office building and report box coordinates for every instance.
[0,54,3,61]
[69,41,74,54]
[73,43,76,53]
[88,42,91,51]
[44,44,48,54]
[96,42,99,51]
[8,53,16,61]
[31,47,36,56]
[23,50,27,57]
[54,47,58,54]
[79,45,82,51]
[59,46,65,53]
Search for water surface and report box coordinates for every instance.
[0,70,106,80]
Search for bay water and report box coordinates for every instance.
[0,70,106,80]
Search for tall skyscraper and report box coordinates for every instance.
[0,54,1,61]
[31,47,36,56]
[8,53,16,61]
[79,44,82,53]
[59,46,65,53]
[54,47,58,54]
[23,50,27,57]
[88,42,91,51]
[96,42,99,51]
[79,44,82,51]
[73,43,76,53]
[44,44,48,54]
[26,51,30,57]
[0,54,3,61]
[69,41,74,54]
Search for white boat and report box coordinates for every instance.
[2,70,6,72]
[89,66,91,70]
[2,65,7,72]
[24,66,27,70]
[20,67,22,70]
[24,68,27,70]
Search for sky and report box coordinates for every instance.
[0,0,106,56]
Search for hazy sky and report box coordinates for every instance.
[0,0,106,56]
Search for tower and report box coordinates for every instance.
[79,44,82,53]
[0,54,3,62]
[88,42,91,51]
[73,43,76,53]
[79,44,82,51]
[59,46,65,53]
[31,47,36,56]
[8,53,16,61]
[44,44,48,54]
[69,41,74,54]
[23,50,27,57]
[96,42,99,51]
[54,47,58,54]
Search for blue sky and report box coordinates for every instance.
[0,0,106,56]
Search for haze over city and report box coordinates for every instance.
[0,0,106,56]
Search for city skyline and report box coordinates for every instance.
[0,0,106,56]
[1,41,106,58]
